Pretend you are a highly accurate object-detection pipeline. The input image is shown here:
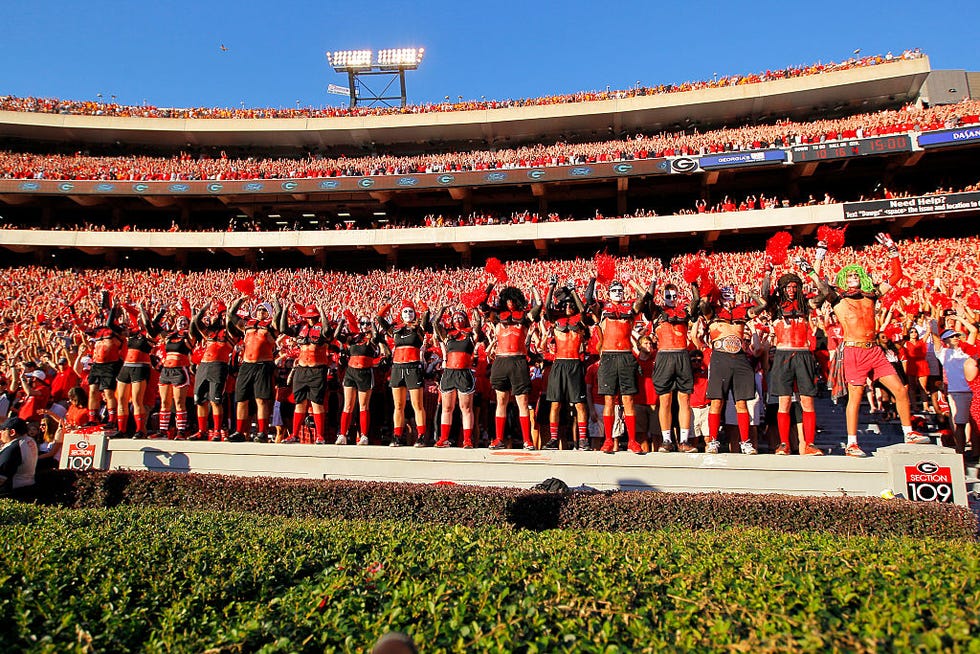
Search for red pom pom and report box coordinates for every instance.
[35,313,46,325]
[930,291,952,311]
[765,231,793,265]
[967,292,980,311]
[484,257,508,283]
[817,225,847,253]
[683,259,704,284]
[461,289,486,309]
[180,298,192,320]
[342,309,358,333]
[595,253,617,285]
[234,277,255,297]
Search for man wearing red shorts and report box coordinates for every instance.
[818,233,929,456]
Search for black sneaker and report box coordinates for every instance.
[252,433,268,443]
[131,431,146,440]
[544,438,560,450]
[188,431,207,441]
[577,437,592,451]
[227,432,247,443]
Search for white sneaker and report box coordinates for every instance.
[905,431,931,445]
[334,435,347,445]
[740,440,758,455]
[357,435,369,446]
[705,439,721,454]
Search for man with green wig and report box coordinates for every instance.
[804,232,930,456]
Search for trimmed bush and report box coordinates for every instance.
[35,469,978,540]
[3,502,980,653]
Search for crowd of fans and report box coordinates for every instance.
[0,52,923,121]
[3,177,978,234]
[2,229,980,493]
[2,98,976,185]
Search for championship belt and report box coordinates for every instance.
[712,336,743,354]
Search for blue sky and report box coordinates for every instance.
[1,1,977,110]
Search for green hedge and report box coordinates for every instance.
[2,502,980,653]
[34,469,978,540]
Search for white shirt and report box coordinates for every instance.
[938,346,971,393]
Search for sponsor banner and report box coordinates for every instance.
[905,461,954,503]
[843,191,980,220]
[697,149,787,170]
[918,126,980,148]
[0,158,669,196]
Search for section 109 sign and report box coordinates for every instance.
[905,461,954,503]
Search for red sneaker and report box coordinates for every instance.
[800,443,824,456]
[600,439,616,454]
[628,440,646,454]
[775,443,790,456]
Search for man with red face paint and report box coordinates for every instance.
[481,284,543,450]
[227,296,282,442]
[191,299,234,441]
[761,258,830,455]
[542,275,592,450]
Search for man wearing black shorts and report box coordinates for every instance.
[227,297,281,442]
[543,276,591,449]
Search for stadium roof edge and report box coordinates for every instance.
[0,58,931,151]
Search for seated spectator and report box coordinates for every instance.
[0,416,37,496]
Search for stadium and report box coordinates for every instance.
[2,20,980,651]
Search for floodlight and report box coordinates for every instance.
[326,49,373,72]
[377,47,424,70]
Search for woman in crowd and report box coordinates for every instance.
[432,307,483,449]
[377,300,431,447]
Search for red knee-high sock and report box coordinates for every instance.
[212,412,223,433]
[359,410,370,437]
[197,414,208,434]
[236,418,246,434]
[394,425,404,438]
[135,413,146,433]
[777,411,791,445]
[802,410,817,445]
[117,414,128,433]
[107,408,117,425]
[257,418,268,434]
[737,412,750,442]
[578,421,588,441]
[519,415,531,445]
[462,427,473,447]
[549,422,559,441]
[603,415,615,444]
[416,424,426,440]
[339,411,351,438]
[708,412,721,441]
[624,414,637,444]
[313,412,325,441]
[440,422,451,443]
[495,415,506,443]
[159,411,171,433]
[175,411,187,432]
[292,408,306,440]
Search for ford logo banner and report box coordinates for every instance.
[168,184,190,193]
[94,183,116,192]
[318,180,340,189]
[396,177,419,186]
[18,182,40,191]
[243,182,265,192]
[570,167,592,176]
[485,172,508,182]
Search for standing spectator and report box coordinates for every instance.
[0,416,37,496]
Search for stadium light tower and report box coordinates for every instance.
[326,48,425,108]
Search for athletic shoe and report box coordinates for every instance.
[227,432,247,443]
[282,436,299,444]
[677,442,698,453]
[335,435,348,446]
[357,435,370,446]
[252,433,267,443]
[705,439,721,454]
[414,439,427,448]
[435,438,451,448]
[658,441,675,453]
[131,431,145,440]
[800,443,824,456]
[462,439,475,449]
[577,437,592,451]
[523,442,536,451]
[389,437,402,448]
[209,431,222,442]
[188,431,206,441]
[174,431,189,441]
[740,440,758,455]
[845,444,868,458]
[775,443,790,456]
[600,439,616,454]
[905,431,931,445]
[544,438,560,450]
[488,439,506,450]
